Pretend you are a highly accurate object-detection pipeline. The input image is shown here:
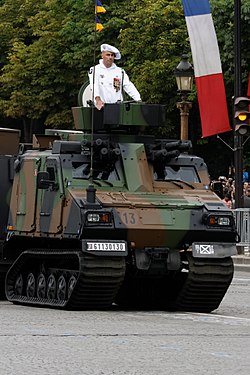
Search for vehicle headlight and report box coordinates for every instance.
[86,212,111,224]
[203,214,233,227]
[217,217,231,226]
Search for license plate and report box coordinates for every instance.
[192,242,237,258]
[87,241,126,252]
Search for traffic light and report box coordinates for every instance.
[234,96,250,135]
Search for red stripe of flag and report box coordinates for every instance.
[196,74,231,138]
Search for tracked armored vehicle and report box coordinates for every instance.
[0,99,237,312]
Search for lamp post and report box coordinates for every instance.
[174,54,194,140]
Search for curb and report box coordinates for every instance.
[234,264,250,272]
[232,255,250,272]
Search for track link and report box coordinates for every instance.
[0,273,6,299]
[6,249,125,310]
[68,255,126,309]
[174,255,234,312]
[115,255,234,313]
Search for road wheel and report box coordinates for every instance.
[68,275,77,299]
[57,275,67,301]
[14,274,23,296]
[37,273,46,299]
[47,274,57,299]
[26,273,36,298]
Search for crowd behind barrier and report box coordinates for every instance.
[211,172,250,255]
[210,170,250,209]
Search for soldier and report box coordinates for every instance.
[88,43,141,110]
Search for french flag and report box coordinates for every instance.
[182,0,231,137]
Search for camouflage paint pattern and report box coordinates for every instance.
[1,105,237,311]
[72,102,165,131]
[7,135,235,252]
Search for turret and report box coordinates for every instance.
[72,102,165,133]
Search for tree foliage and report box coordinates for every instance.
[211,0,250,96]
[118,0,190,136]
[0,0,249,147]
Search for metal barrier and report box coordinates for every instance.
[233,208,250,255]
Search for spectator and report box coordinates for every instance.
[243,182,249,196]
[222,193,232,209]
[243,168,249,183]
[243,188,250,208]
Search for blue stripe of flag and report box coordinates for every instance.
[182,0,211,17]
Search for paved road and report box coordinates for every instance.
[0,270,249,375]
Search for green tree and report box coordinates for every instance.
[0,0,44,67]
[211,0,250,97]
[0,0,249,149]
[0,0,93,139]
[0,0,132,140]
[117,0,190,137]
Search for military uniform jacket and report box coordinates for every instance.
[88,60,141,104]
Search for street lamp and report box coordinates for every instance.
[174,54,194,140]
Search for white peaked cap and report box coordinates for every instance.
[101,44,121,60]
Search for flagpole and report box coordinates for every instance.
[89,1,105,184]
[234,0,243,208]
[89,1,99,184]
